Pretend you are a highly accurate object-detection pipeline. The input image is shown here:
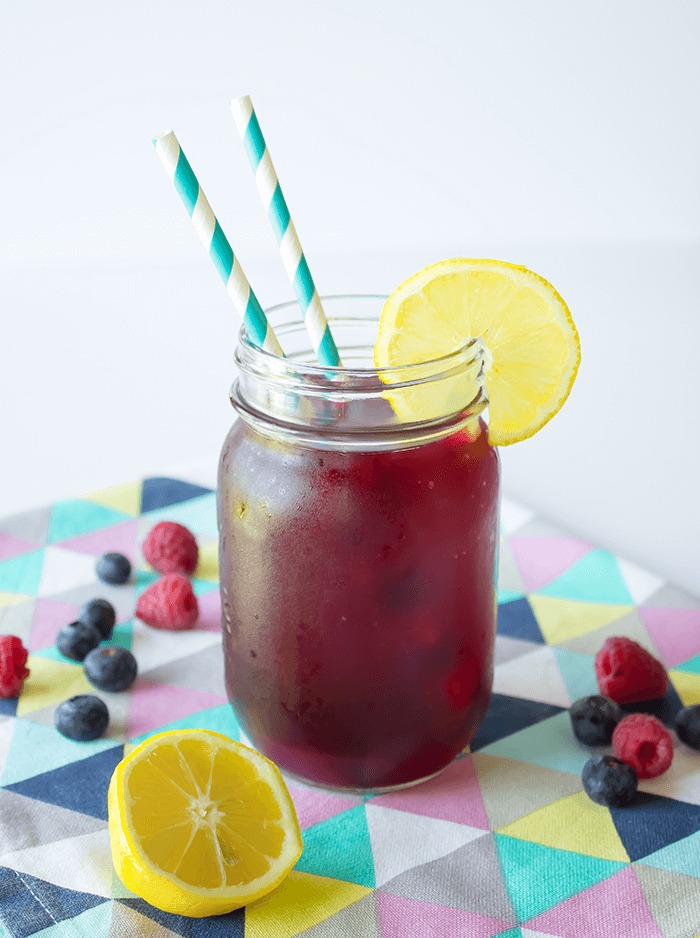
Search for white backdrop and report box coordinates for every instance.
[1,1,699,592]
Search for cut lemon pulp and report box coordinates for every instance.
[108,730,302,916]
[374,258,581,445]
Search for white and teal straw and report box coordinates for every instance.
[153,130,284,357]
[231,96,342,368]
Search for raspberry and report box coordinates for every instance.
[0,635,30,698]
[612,713,674,779]
[594,636,668,704]
[143,522,199,576]
[136,574,199,630]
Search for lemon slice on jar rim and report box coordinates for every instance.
[108,729,302,917]
[374,258,581,445]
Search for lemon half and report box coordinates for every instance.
[108,730,302,917]
[374,258,580,445]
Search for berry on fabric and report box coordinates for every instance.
[143,522,199,576]
[56,620,102,662]
[675,705,700,752]
[96,552,132,585]
[581,755,638,807]
[0,636,30,698]
[54,695,109,741]
[612,713,674,779]
[569,694,622,746]
[136,574,199,631]
[84,646,138,692]
[78,598,116,640]
[594,636,668,704]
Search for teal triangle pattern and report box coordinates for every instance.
[111,620,133,651]
[480,711,590,776]
[553,647,599,702]
[498,588,524,604]
[47,500,131,543]
[295,804,376,887]
[494,930,522,938]
[637,829,700,878]
[139,492,218,538]
[134,569,158,597]
[0,549,44,595]
[676,652,700,674]
[191,577,220,597]
[0,718,121,787]
[494,833,626,921]
[32,645,70,662]
[130,704,240,745]
[537,549,634,605]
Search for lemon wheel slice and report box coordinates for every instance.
[374,258,580,445]
[108,730,302,917]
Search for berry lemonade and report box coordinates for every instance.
[219,419,499,790]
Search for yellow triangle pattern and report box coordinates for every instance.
[194,542,219,582]
[528,595,634,645]
[497,790,630,862]
[245,871,372,938]
[17,655,93,716]
[84,481,142,517]
[670,669,700,707]
[0,592,32,608]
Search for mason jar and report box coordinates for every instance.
[218,295,500,792]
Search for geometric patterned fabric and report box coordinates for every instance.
[0,479,699,937]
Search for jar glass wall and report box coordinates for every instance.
[218,296,500,792]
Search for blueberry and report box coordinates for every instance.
[84,645,137,692]
[56,620,102,662]
[582,755,638,807]
[570,695,622,746]
[96,552,131,585]
[77,598,116,640]
[675,705,700,751]
[54,695,109,741]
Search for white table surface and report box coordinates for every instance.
[1,1,698,592]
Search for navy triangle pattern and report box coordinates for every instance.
[471,693,565,751]
[497,598,545,643]
[610,792,700,861]
[140,477,214,513]
[116,898,245,937]
[0,697,19,717]
[5,746,124,821]
[0,865,107,938]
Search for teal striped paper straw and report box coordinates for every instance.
[153,130,284,357]
[231,96,342,367]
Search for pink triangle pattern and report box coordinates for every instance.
[372,755,489,830]
[638,607,700,667]
[378,893,512,938]
[28,597,80,651]
[510,537,593,591]
[197,589,222,633]
[58,519,139,565]
[128,680,227,738]
[526,868,664,938]
[286,780,362,829]
[0,532,37,562]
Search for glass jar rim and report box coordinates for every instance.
[231,294,487,450]
[236,294,483,390]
